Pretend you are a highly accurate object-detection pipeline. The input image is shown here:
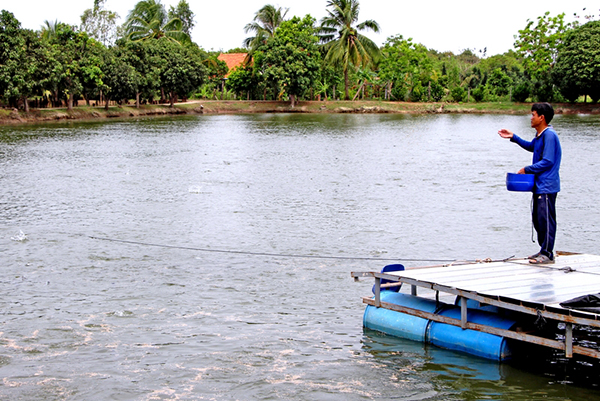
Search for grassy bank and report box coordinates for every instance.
[2,100,599,125]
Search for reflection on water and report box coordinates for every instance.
[1,113,600,399]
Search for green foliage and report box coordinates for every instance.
[319,0,380,100]
[80,0,120,46]
[514,12,572,101]
[253,15,320,106]
[0,10,25,103]
[225,47,248,54]
[102,46,140,105]
[486,68,513,97]
[146,38,208,105]
[3,5,587,109]
[471,86,486,102]
[410,82,424,102]
[43,23,107,108]
[226,64,257,99]
[243,4,288,50]
[553,20,600,102]
[429,80,445,101]
[168,0,195,37]
[124,0,190,44]
[450,86,466,102]
[379,35,434,101]
[512,79,531,102]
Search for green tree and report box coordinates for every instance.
[148,38,207,106]
[0,11,51,111]
[243,3,288,64]
[226,64,257,99]
[553,20,600,102]
[114,39,161,105]
[319,0,380,100]
[0,10,25,107]
[44,23,105,110]
[486,67,513,97]
[101,46,139,108]
[80,0,120,46]
[168,0,195,37]
[378,35,433,101]
[40,19,60,41]
[514,12,572,101]
[124,0,189,44]
[253,15,320,107]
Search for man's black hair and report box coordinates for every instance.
[532,102,554,124]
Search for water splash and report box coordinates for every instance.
[10,230,27,242]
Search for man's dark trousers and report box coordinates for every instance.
[533,193,557,258]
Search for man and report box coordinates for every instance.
[498,103,562,264]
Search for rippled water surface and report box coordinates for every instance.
[2,113,600,400]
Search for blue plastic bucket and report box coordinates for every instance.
[371,264,405,294]
[506,173,534,192]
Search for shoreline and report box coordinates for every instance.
[2,100,599,125]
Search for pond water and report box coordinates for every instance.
[2,112,600,400]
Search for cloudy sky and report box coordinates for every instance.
[5,0,596,55]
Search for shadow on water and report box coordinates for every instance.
[362,327,600,400]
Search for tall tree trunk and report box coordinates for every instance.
[105,98,110,110]
[23,97,29,112]
[290,94,296,108]
[68,93,74,111]
[136,92,140,108]
[428,82,431,102]
[170,92,175,107]
[344,69,350,100]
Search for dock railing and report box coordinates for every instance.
[352,270,600,360]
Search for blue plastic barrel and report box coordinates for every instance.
[427,305,516,361]
[364,292,439,342]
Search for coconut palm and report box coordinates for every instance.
[124,0,189,44]
[319,0,380,100]
[40,20,60,41]
[243,4,288,50]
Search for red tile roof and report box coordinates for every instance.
[218,53,248,77]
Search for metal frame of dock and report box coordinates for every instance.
[352,253,600,360]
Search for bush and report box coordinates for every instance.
[430,81,445,101]
[512,81,531,102]
[450,86,466,102]
[472,86,486,102]
[410,82,424,102]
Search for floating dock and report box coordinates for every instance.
[352,253,600,361]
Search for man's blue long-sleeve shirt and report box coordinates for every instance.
[511,126,562,194]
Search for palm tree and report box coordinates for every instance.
[124,0,189,44]
[243,4,288,52]
[40,20,60,41]
[319,0,380,100]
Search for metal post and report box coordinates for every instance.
[411,285,417,296]
[565,323,573,358]
[460,297,468,329]
[374,277,381,307]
